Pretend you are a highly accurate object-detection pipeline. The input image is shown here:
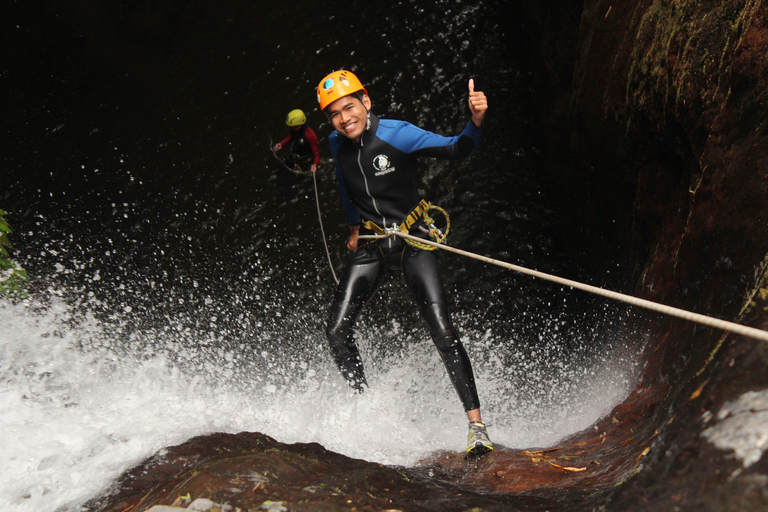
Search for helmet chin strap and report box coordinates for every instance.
[355,90,371,122]
[356,92,371,147]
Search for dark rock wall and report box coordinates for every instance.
[567,0,768,311]
[565,0,768,375]
[550,1,768,509]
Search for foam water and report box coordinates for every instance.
[0,290,639,512]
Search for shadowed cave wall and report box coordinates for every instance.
[543,1,768,508]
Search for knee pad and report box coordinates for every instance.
[422,303,459,352]
[433,330,459,353]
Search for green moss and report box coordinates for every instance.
[622,0,756,135]
[742,255,768,318]
[0,209,28,298]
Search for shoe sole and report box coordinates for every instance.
[466,443,494,457]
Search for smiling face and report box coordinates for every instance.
[325,93,371,143]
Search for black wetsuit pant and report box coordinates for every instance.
[325,238,480,412]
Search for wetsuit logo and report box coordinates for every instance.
[373,154,395,176]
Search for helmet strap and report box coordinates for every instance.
[354,91,371,133]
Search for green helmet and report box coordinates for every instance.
[285,109,307,127]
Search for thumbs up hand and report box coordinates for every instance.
[468,79,488,128]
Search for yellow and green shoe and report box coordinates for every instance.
[467,421,493,455]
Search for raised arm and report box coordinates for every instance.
[468,79,488,128]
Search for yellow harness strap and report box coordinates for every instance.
[361,199,430,235]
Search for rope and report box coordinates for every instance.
[404,203,451,251]
[313,170,339,284]
[268,137,337,283]
[268,136,313,176]
[359,229,768,343]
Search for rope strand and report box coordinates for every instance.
[313,171,339,284]
[269,135,338,284]
[359,230,768,343]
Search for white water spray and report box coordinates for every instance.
[1,290,639,512]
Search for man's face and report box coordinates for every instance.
[325,94,371,143]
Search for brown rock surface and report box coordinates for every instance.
[86,432,556,512]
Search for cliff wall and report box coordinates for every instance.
[558,1,768,508]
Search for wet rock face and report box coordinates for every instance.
[86,432,556,512]
[559,1,768,510]
[568,0,768,309]
[87,2,768,511]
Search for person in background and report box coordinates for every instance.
[272,109,320,173]
[316,69,493,456]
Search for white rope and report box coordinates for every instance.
[313,171,339,284]
[269,136,337,284]
[360,230,768,343]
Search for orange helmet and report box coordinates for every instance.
[317,70,368,110]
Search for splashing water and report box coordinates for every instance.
[1,285,640,512]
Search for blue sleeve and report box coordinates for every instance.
[329,132,361,225]
[377,119,482,159]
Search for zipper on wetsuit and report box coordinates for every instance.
[355,128,387,229]
[356,148,386,229]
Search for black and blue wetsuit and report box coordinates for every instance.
[326,111,483,412]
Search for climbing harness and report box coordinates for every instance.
[361,200,451,251]
[268,137,313,176]
[359,228,768,343]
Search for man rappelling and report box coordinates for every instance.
[316,69,493,455]
[272,109,321,173]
